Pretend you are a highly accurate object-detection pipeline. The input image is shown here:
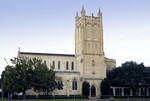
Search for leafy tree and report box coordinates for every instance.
[1,65,16,101]
[32,58,57,95]
[100,78,111,97]
[107,61,150,94]
[2,57,60,100]
[82,81,90,96]
[11,57,34,101]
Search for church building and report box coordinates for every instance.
[18,7,116,98]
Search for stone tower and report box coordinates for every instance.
[75,6,106,97]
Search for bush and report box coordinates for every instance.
[82,81,90,96]
[12,94,88,99]
[100,78,111,97]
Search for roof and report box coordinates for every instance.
[19,52,75,57]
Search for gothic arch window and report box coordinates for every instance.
[58,61,60,70]
[52,61,55,69]
[93,25,98,40]
[95,44,98,49]
[78,25,81,41]
[44,61,46,64]
[66,61,69,70]
[76,26,79,42]
[88,43,90,48]
[93,23,100,27]
[72,79,77,90]
[86,24,91,40]
[56,77,63,90]
[71,62,74,70]
[92,60,95,66]
[87,43,91,53]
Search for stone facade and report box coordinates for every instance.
[105,58,116,71]
[18,7,116,98]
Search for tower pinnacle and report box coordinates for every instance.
[81,5,85,16]
[98,7,102,17]
[82,5,85,12]
[76,11,79,20]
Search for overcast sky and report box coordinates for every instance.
[0,0,150,75]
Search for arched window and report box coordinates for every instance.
[92,60,95,66]
[58,61,60,69]
[72,79,77,90]
[86,24,91,40]
[66,61,69,70]
[93,25,98,40]
[56,78,63,90]
[52,61,55,69]
[95,44,98,49]
[76,27,79,42]
[78,26,81,41]
[71,62,74,70]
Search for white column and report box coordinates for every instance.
[122,88,124,96]
[67,80,70,96]
[139,88,141,96]
[96,85,98,97]
[130,89,133,96]
[89,85,91,97]
[79,81,82,95]
[147,88,149,96]
[113,88,116,96]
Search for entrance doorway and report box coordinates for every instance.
[91,85,96,97]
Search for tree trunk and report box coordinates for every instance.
[46,91,49,96]
[23,90,26,101]
[1,89,4,100]
[8,92,10,101]
[10,92,12,101]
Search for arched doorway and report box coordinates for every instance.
[91,85,96,97]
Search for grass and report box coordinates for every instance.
[112,98,150,101]
[1,98,150,101]
[0,99,83,101]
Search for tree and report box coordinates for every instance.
[11,57,58,99]
[100,78,111,98]
[82,81,90,96]
[107,61,150,95]
[2,57,60,100]
[1,65,16,101]
[32,58,57,95]
[11,57,34,101]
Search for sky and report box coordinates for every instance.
[0,0,150,75]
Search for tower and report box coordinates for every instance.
[75,6,106,97]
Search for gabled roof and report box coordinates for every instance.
[19,52,75,57]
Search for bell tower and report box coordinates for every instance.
[75,6,106,97]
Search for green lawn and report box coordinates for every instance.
[112,98,150,101]
[0,99,83,101]
[1,98,150,101]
